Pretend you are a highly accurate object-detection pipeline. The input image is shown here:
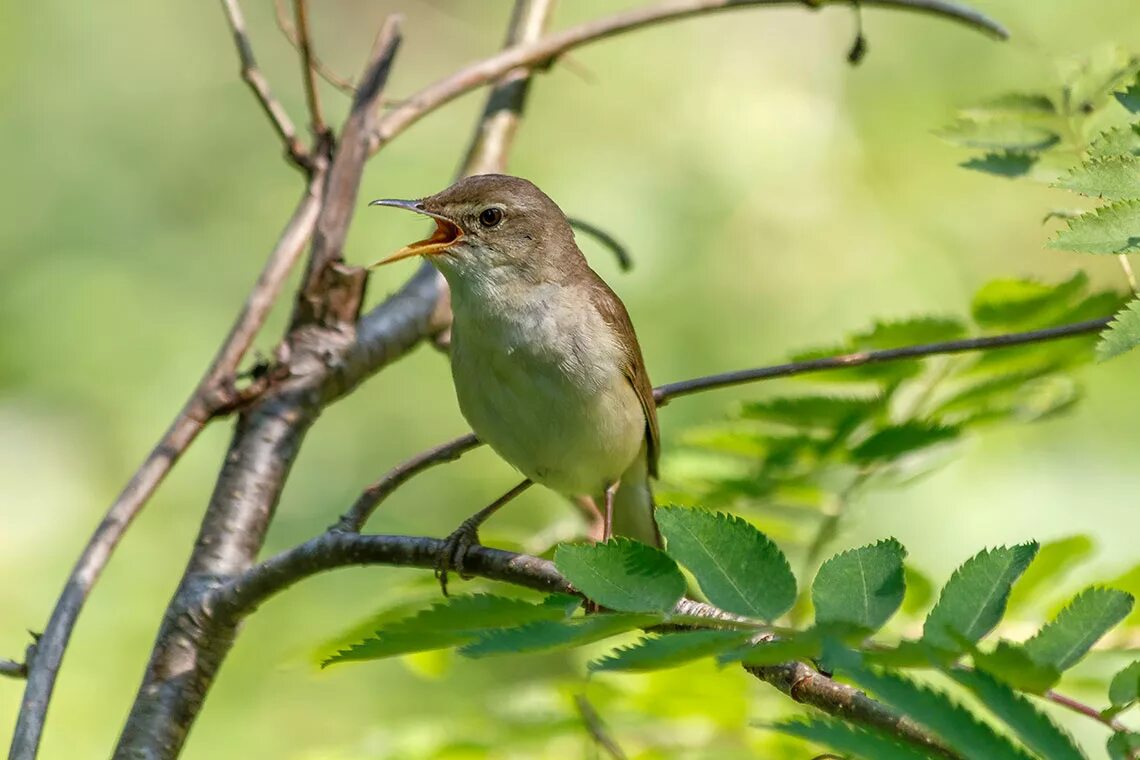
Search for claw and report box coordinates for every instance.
[434,518,481,596]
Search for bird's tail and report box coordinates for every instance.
[609,446,662,548]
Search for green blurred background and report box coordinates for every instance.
[2,1,1138,757]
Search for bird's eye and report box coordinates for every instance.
[478,207,503,228]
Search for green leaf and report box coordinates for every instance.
[459,613,660,658]
[962,151,1038,178]
[923,543,1039,651]
[772,717,936,760]
[322,594,570,666]
[1055,155,1140,200]
[739,395,881,431]
[841,665,1035,759]
[851,316,968,349]
[1007,535,1095,614]
[1098,297,1140,361]
[554,539,686,613]
[861,639,942,669]
[1108,732,1140,760]
[946,668,1085,760]
[971,274,1088,329]
[1115,72,1140,113]
[588,629,753,673]
[1090,124,1140,158]
[1109,661,1140,710]
[1063,47,1140,111]
[1024,587,1134,671]
[656,506,796,620]
[850,422,959,463]
[1049,200,1140,254]
[962,93,1057,117]
[812,539,906,632]
[972,640,1062,693]
[937,117,1059,152]
[730,633,824,666]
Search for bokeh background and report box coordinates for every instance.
[2,1,1139,757]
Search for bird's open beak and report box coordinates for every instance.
[367,199,463,267]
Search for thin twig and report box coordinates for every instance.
[370,0,1007,152]
[653,317,1110,405]
[1,659,27,680]
[221,0,309,167]
[293,0,327,135]
[333,433,481,533]
[7,173,324,760]
[568,216,633,271]
[274,0,356,94]
[574,694,628,760]
[1043,689,1131,734]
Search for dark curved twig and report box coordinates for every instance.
[370,0,1007,152]
[568,216,633,272]
[653,316,1110,405]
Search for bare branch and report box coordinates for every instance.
[574,695,628,760]
[1043,688,1131,734]
[746,661,960,759]
[274,0,357,94]
[8,174,323,760]
[333,433,481,533]
[292,0,327,135]
[290,15,403,331]
[220,0,309,168]
[1,659,27,680]
[370,0,1007,153]
[653,316,1110,406]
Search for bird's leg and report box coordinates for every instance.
[573,495,606,542]
[436,478,532,596]
[602,480,620,542]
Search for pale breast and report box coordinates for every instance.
[449,281,645,497]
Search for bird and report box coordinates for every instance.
[369,174,660,591]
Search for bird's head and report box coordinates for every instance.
[368,174,575,282]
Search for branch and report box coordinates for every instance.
[213,534,954,759]
[370,0,1006,153]
[220,0,309,168]
[7,173,323,760]
[273,0,356,94]
[289,15,402,331]
[653,317,1111,405]
[1042,689,1131,735]
[1,659,27,680]
[292,0,327,136]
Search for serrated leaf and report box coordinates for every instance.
[1108,731,1140,760]
[962,152,1039,178]
[937,117,1060,152]
[739,395,881,431]
[459,613,660,658]
[1115,72,1140,113]
[588,629,752,672]
[972,640,1062,693]
[1049,200,1140,254]
[1024,587,1134,671]
[850,422,959,463]
[554,539,686,613]
[322,594,570,666]
[923,543,1039,651]
[1007,535,1095,614]
[812,539,906,632]
[1090,124,1140,159]
[772,717,936,760]
[1110,661,1140,710]
[841,665,1035,759]
[851,316,968,349]
[971,274,1088,329]
[861,640,941,669]
[1055,155,1140,200]
[1098,297,1140,361]
[946,668,1085,760]
[729,632,824,666]
[963,93,1057,117]
[656,506,796,620]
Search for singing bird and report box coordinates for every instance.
[370,175,660,586]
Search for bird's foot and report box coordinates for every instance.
[434,517,482,596]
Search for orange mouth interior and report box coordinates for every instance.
[370,217,463,267]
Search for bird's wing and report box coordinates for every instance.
[585,273,661,478]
